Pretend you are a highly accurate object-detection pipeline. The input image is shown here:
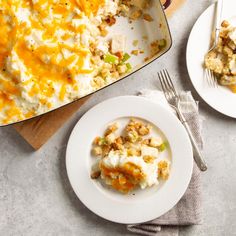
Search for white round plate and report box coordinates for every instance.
[66,96,193,224]
[186,0,236,118]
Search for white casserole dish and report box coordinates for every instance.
[1,0,172,126]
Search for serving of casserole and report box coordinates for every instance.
[0,0,171,126]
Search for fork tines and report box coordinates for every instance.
[204,68,218,87]
[158,69,178,101]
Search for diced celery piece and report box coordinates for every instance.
[104,53,118,64]
[98,137,107,146]
[122,53,131,62]
[159,39,167,49]
[158,143,166,152]
[126,63,132,71]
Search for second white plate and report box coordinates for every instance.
[186,0,236,118]
[66,96,193,224]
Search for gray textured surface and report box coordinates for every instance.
[1,1,236,235]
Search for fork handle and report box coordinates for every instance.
[215,0,224,43]
[216,0,223,30]
[176,111,208,171]
[181,121,208,171]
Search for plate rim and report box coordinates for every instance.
[65,95,193,224]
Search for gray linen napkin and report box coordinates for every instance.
[127,90,203,236]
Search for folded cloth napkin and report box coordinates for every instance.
[127,90,203,236]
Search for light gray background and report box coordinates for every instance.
[1,0,236,235]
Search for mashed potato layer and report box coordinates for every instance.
[0,0,131,124]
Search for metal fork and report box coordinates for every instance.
[158,69,207,171]
[204,0,223,87]
[205,68,218,87]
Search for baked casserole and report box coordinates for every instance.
[0,0,167,125]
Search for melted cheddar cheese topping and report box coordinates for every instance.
[76,0,105,16]
[100,162,145,193]
[0,0,117,125]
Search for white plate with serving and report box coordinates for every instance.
[66,96,193,224]
[186,0,236,118]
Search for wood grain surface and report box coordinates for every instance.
[14,97,89,149]
[161,0,187,17]
[13,0,187,150]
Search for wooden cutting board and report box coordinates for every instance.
[14,97,89,149]
[13,0,187,150]
[161,0,187,17]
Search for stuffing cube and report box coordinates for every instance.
[117,64,127,74]
[228,28,236,45]
[111,35,126,54]
[158,160,170,180]
[229,56,236,75]
[105,123,119,136]
[105,133,116,144]
[141,146,159,158]
[138,125,150,136]
[149,137,163,148]
[92,146,103,156]
[127,130,139,143]
[129,10,142,20]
